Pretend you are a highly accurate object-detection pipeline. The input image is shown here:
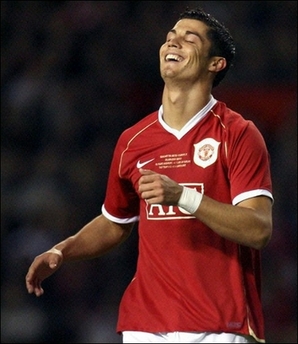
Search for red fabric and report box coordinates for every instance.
[103,101,272,341]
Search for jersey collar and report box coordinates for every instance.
[158,96,218,140]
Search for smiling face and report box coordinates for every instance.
[159,19,215,85]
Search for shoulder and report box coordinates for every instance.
[213,101,269,161]
[213,101,263,137]
[213,101,247,126]
[211,101,268,155]
[118,110,159,143]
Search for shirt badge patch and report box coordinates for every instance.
[193,138,220,168]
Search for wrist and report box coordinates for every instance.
[177,186,203,214]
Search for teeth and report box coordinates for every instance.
[166,54,182,62]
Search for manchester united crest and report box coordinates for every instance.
[193,138,220,168]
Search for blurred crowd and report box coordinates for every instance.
[1,1,297,343]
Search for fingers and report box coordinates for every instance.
[138,169,165,200]
[139,168,155,175]
[26,274,44,297]
[138,169,158,186]
[49,262,58,269]
[33,280,44,297]
[25,249,62,297]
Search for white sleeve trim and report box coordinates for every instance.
[232,189,274,206]
[101,204,139,224]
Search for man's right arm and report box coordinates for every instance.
[25,214,134,296]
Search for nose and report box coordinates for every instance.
[167,36,181,48]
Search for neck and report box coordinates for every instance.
[161,83,212,130]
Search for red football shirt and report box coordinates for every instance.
[102,97,273,342]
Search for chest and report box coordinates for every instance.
[123,124,228,190]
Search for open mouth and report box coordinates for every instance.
[165,54,183,62]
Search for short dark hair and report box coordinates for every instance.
[179,7,236,88]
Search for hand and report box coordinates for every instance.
[25,248,63,297]
[138,168,183,205]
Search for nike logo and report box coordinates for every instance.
[136,158,155,169]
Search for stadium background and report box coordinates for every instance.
[1,1,297,343]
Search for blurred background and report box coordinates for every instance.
[1,1,297,343]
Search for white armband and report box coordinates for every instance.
[177,186,203,214]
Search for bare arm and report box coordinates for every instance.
[138,168,272,250]
[25,214,134,296]
[191,194,272,249]
[54,214,133,261]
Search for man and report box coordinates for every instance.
[26,7,273,343]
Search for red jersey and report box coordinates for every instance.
[102,97,273,342]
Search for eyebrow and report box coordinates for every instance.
[169,29,203,41]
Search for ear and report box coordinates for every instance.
[209,57,227,72]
